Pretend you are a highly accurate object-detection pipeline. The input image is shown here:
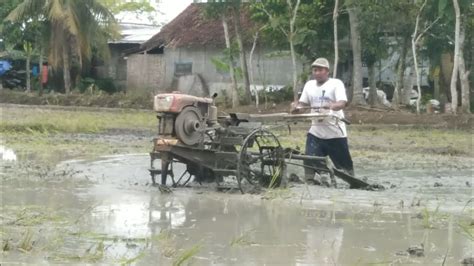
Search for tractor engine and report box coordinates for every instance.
[153,93,218,146]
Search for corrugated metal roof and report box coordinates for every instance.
[109,23,161,44]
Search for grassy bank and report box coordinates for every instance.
[0,89,153,109]
[1,105,155,133]
[1,105,472,164]
[1,106,156,162]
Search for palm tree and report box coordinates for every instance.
[6,0,117,93]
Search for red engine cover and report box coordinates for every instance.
[153,93,213,113]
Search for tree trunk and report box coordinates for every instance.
[233,7,251,104]
[412,40,421,114]
[333,0,339,78]
[26,54,31,93]
[288,0,301,102]
[404,66,415,105]
[348,7,365,105]
[458,19,470,113]
[249,31,259,108]
[393,36,409,107]
[412,0,428,114]
[440,52,453,103]
[222,14,239,108]
[289,36,298,102]
[346,58,353,101]
[450,0,460,114]
[434,67,440,100]
[62,44,71,94]
[39,48,44,96]
[392,59,401,107]
[368,61,377,107]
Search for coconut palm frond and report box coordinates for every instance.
[83,0,116,22]
[5,0,43,22]
[48,0,65,23]
[48,22,65,69]
[63,3,80,37]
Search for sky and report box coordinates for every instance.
[116,0,192,26]
[159,0,193,23]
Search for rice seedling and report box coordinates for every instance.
[421,205,444,229]
[49,241,105,263]
[152,230,177,258]
[118,251,146,265]
[230,229,256,247]
[18,229,34,252]
[262,187,293,200]
[457,221,474,241]
[172,244,201,266]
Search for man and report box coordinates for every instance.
[291,58,354,185]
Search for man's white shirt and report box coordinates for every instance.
[299,78,348,139]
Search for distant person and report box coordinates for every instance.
[41,63,49,88]
[291,58,354,185]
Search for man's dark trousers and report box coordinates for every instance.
[304,133,354,179]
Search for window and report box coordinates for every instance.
[174,62,192,76]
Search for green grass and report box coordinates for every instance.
[1,105,471,167]
[277,126,473,157]
[1,107,154,163]
[0,107,155,134]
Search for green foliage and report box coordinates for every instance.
[420,92,433,105]
[6,0,118,69]
[78,77,119,94]
[258,86,294,104]
[95,78,118,93]
[250,0,346,63]
[210,40,243,79]
[211,57,230,74]
[203,0,242,20]
[99,0,160,25]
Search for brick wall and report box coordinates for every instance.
[126,54,165,92]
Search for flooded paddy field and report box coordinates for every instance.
[1,105,473,265]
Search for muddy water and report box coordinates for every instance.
[1,153,473,265]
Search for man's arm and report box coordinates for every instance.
[329,79,349,111]
[327,100,347,111]
[290,101,310,114]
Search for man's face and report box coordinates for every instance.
[312,66,329,83]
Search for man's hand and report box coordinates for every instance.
[322,100,347,111]
[290,101,307,114]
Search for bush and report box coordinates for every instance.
[95,78,118,93]
[77,77,119,94]
[257,86,293,104]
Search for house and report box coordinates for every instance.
[94,23,160,91]
[126,3,303,96]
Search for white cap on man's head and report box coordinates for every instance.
[311,58,330,69]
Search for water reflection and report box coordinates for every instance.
[0,145,17,161]
[3,153,471,265]
[148,193,186,232]
[65,154,472,265]
[80,190,469,265]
